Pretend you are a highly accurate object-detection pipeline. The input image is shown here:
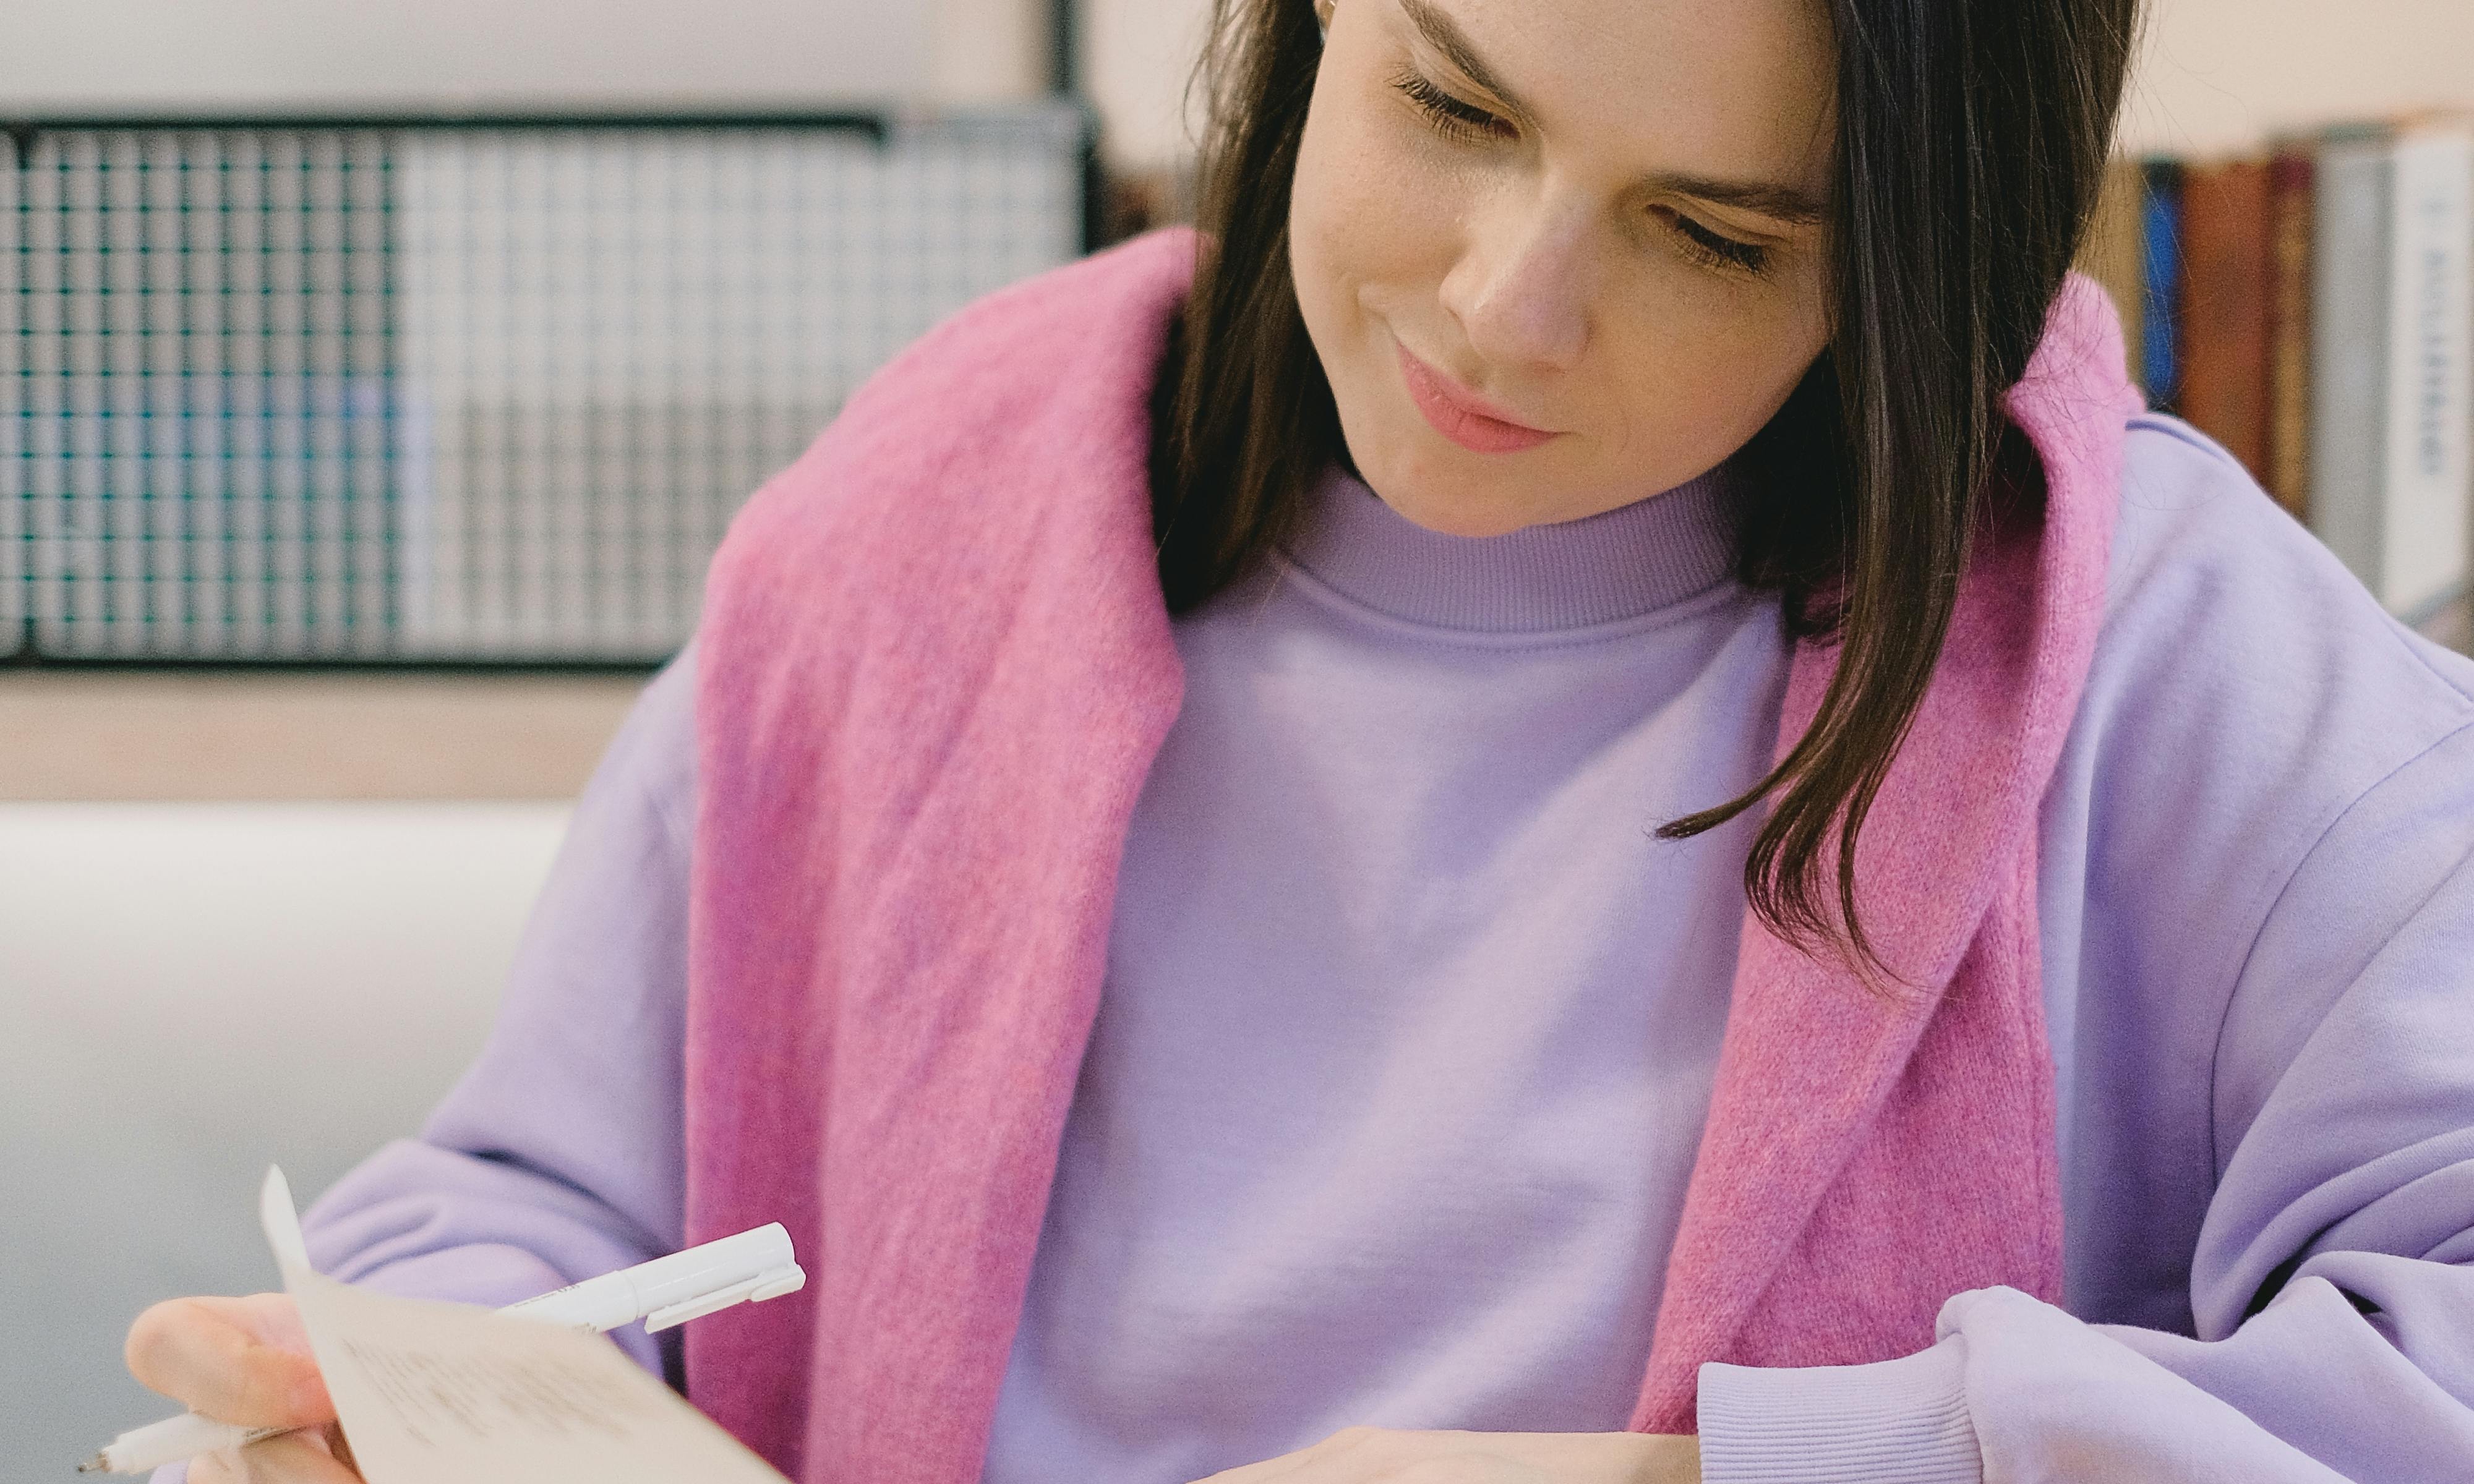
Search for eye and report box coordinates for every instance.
[1654,207,1771,276]
[1389,69,1515,145]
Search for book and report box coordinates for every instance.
[2175,158,2274,482]
[2308,117,2474,625]
[2264,143,2318,522]
[2139,159,2188,411]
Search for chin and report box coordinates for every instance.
[1348,433,1551,538]
[1360,461,1533,537]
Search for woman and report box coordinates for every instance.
[126,0,2474,1480]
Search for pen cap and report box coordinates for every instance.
[507,1223,797,1332]
[630,1223,796,1312]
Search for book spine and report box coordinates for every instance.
[2175,158,2274,479]
[2139,159,2188,412]
[2309,133,2395,599]
[2265,145,2318,522]
[2379,122,2473,625]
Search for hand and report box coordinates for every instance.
[1189,1426,1701,1484]
[123,1292,362,1483]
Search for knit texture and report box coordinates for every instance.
[683,226,2140,1481]
[1630,268,2141,1430]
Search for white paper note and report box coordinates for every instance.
[257,1167,790,1484]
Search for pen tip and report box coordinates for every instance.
[77,1456,108,1474]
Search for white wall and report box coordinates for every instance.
[1079,0,2474,171]
[0,0,1053,114]
[1082,0,1216,171]
[12,0,2468,162]
[2119,0,2474,155]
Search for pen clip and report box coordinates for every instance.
[643,1263,805,1334]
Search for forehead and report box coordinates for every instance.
[1381,0,1837,184]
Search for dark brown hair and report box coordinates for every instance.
[1148,0,2139,990]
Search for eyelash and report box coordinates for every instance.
[1385,69,1774,279]
[1390,68,1515,143]
[1657,208,1772,277]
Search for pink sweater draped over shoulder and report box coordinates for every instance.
[683,226,2142,1482]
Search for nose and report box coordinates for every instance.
[1436,193,1596,373]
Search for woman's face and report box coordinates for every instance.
[1291,0,1837,535]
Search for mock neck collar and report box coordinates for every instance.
[1277,461,1742,633]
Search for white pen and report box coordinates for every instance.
[79,1224,805,1476]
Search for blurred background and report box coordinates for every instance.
[5,0,2473,1469]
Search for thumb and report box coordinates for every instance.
[125,1294,336,1429]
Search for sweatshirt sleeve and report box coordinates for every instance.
[297,643,701,1378]
[319,649,698,1342]
[1697,421,2474,1482]
[147,649,703,1484]
[1702,725,2474,1482]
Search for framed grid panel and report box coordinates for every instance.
[14,126,379,660]
[6,102,1090,663]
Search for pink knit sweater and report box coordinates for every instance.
[681,226,2141,1482]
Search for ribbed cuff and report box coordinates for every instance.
[1697,1337,1982,1484]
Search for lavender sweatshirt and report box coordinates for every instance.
[232,414,2474,1483]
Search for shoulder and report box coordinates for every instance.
[692,232,1193,747]
[2057,407,2474,1020]
[2092,411,2474,743]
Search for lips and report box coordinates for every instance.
[1395,341,1559,454]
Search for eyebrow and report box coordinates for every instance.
[1395,0,1832,229]
[1648,171,1830,228]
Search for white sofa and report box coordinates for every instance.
[0,802,567,1471]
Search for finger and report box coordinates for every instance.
[188,1447,242,1484]
[229,1431,364,1483]
[124,1295,335,1428]
[188,1425,354,1484]
[322,1418,361,1474]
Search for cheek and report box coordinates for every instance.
[1288,74,1457,370]
[1598,276,1830,463]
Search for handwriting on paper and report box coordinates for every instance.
[337,1337,649,1449]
